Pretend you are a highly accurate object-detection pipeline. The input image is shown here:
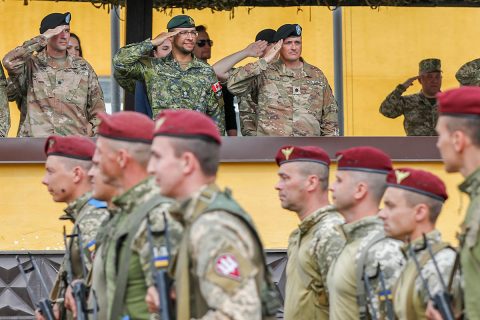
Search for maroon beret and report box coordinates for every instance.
[437,86,480,117]
[336,146,392,174]
[153,109,221,145]
[44,135,95,160]
[275,145,330,167]
[387,167,448,202]
[98,112,154,144]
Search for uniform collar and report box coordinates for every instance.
[459,167,480,197]
[298,204,337,235]
[163,52,205,70]
[112,177,158,213]
[401,229,442,258]
[272,58,315,78]
[37,49,78,69]
[61,191,92,221]
[340,215,383,242]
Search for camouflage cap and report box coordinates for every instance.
[255,29,276,44]
[44,135,95,161]
[98,111,154,144]
[387,168,448,202]
[40,12,71,34]
[167,15,195,30]
[419,58,441,74]
[455,58,480,86]
[336,146,392,174]
[273,24,302,42]
[437,86,480,117]
[275,145,330,167]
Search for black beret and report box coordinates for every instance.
[167,15,195,30]
[39,12,71,34]
[273,24,302,42]
[255,29,276,43]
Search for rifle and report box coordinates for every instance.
[146,212,174,320]
[376,263,395,320]
[362,269,378,320]
[408,234,454,320]
[15,253,55,320]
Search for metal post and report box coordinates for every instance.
[110,5,121,113]
[333,7,344,136]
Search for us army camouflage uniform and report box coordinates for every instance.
[459,168,480,319]
[327,216,405,320]
[379,85,438,136]
[393,230,461,320]
[171,184,275,320]
[103,177,182,320]
[284,205,345,320]
[113,40,224,132]
[0,63,9,137]
[227,58,339,136]
[456,58,480,86]
[2,35,105,137]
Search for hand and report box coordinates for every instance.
[145,286,160,313]
[34,309,46,320]
[64,281,79,318]
[425,301,444,320]
[43,25,67,40]
[152,31,180,47]
[244,41,268,58]
[401,76,418,89]
[263,39,283,63]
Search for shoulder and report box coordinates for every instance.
[304,62,326,77]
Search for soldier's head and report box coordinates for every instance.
[153,38,172,58]
[42,135,94,203]
[255,29,276,58]
[379,168,447,241]
[435,87,480,175]
[418,58,442,97]
[167,15,197,55]
[40,12,71,54]
[330,147,392,222]
[456,58,480,87]
[193,25,213,62]
[274,24,302,63]
[148,110,221,200]
[88,149,118,205]
[274,146,330,218]
[95,112,154,189]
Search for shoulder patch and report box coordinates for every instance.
[214,253,241,281]
[88,198,108,209]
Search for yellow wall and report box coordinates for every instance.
[0,161,466,250]
[1,3,479,136]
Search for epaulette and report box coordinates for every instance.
[87,198,108,209]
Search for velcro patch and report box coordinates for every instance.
[214,253,241,281]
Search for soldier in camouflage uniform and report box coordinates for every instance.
[274,145,345,319]
[113,15,224,133]
[93,111,182,320]
[433,87,480,319]
[227,24,339,136]
[146,109,280,319]
[38,135,109,320]
[0,63,10,137]
[456,58,480,86]
[379,58,442,136]
[378,168,461,319]
[326,147,405,320]
[2,13,105,137]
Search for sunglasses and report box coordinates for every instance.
[196,39,213,47]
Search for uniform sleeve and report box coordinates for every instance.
[86,64,106,135]
[227,59,267,96]
[0,66,10,137]
[379,85,408,118]
[79,207,110,271]
[320,80,339,136]
[238,87,258,136]
[113,40,154,88]
[190,212,262,320]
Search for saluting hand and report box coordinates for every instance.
[244,40,268,58]
[401,76,419,89]
[152,31,180,47]
[263,39,283,63]
[43,25,68,40]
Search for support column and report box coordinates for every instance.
[333,7,344,136]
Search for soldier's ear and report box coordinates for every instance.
[72,166,85,184]
[451,130,466,153]
[180,151,196,175]
[414,203,429,223]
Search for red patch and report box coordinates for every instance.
[211,82,222,93]
[214,254,241,280]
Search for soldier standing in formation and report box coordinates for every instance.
[327,146,404,319]
[456,58,480,86]
[274,145,345,319]
[38,135,109,320]
[379,168,461,319]
[2,12,105,137]
[147,109,280,319]
[113,15,225,132]
[227,24,339,136]
[380,58,442,136]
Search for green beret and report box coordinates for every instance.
[167,15,195,30]
[419,58,441,74]
[456,58,480,86]
[273,24,302,42]
[39,12,71,34]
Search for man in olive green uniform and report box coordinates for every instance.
[113,15,224,132]
[327,147,405,320]
[434,86,480,319]
[379,168,461,319]
[274,145,345,319]
[380,58,442,136]
[227,24,339,136]
[38,135,109,320]
[0,63,9,137]
[456,58,480,86]
[94,111,182,320]
[147,109,280,319]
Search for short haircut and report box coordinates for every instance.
[350,171,388,204]
[404,191,444,223]
[445,116,480,147]
[196,25,207,32]
[107,139,151,167]
[297,162,329,191]
[63,158,92,172]
[169,137,220,176]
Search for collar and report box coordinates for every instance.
[272,58,315,78]
[112,177,158,213]
[341,215,383,242]
[401,229,442,257]
[61,191,92,221]
[163,52,204,70]
[37,49,77,69]
[459,167,480,197]
[298,204,337,235]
